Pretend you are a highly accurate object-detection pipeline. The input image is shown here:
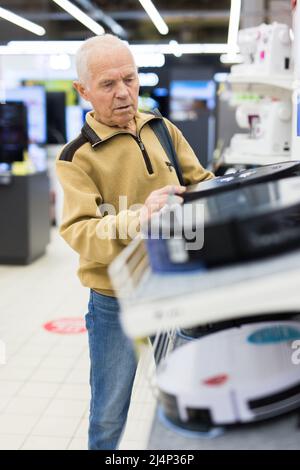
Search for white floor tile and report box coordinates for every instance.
[118,441,146,450]
[17,382,60,399]
[29,368,69,384]
[0,366,35,382]
[73,418,89,438]
[29,333,61,347]
[21,436,70,450]
[8,355,44,369]
[31,415,82,438]
[127,402,156,421]
[64,369,88,385]
[38,356,77,370]
[0,381,23,397]
[75,360,90,371]
[43,399,87,418]
[48,344,87,359]
[55,384,90,401]
[0,414,39,435]
[0,435,27,450]
[16,344,54,358]
[4,397,50,416]
[0,397,10,413]
[67,438,88,450]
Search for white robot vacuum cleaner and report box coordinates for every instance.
[157,319,300,431]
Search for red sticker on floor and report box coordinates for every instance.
[43,318,87,335]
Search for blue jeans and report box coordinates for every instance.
[85,290,137,450]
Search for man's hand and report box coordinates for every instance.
[140,185,186,224]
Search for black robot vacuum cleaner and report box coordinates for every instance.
[183,161,300,202]
[144,176,300,273]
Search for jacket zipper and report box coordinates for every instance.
[134,135,154,175]
[90,117,161,175]
[165,161,174,172]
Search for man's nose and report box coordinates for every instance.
[115,80,129,98]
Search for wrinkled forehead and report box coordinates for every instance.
[87,46,137,76]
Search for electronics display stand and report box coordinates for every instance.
[148,316,300,450]
[0,171,50,264]
[147,407,300,450]
[108,222,300,450]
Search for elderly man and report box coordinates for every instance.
[56,34,214,450]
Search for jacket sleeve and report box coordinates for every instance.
[163,118,215,185]
[56,157,141,266]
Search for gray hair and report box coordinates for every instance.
[76,34,135,84]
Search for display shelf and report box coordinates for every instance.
[228,74,293,91]
[0,171,12,185]
[0,171,50,264]
[147,406,300,450]
[108,238,300,339]
[222,149,292,166]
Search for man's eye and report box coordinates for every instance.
[125,78,134,83]
[103,82,112,88]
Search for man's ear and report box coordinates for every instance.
[73,80,89,100]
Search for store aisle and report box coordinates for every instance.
[0,229,155,450]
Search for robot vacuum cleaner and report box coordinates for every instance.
[144,176,300,273]
[157,320,300,431]
[184,161,300,202]
[179,312,298,340]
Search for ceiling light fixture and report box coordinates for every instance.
[134,53,165,68]
[51,0,104,35]
[221,0,242,65]
[130,43,229,55]
[220,53,243,64]
[0,6,45,36]
[138,0,169,35]
[169,40,182,57]
[2,41,229,56]
[227,0,241,55]
[49,54,72,70]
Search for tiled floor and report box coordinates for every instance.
[0,229,156,450]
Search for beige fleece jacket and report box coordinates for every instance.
[56,110,214,296]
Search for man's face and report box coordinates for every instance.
[75,46,139,128]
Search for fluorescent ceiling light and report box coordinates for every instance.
[49,54,72,70]
[214,73,229,83]
[138,0,169,35]
[227,0,241,54]
[220,53,243,64]
[169,40,182,57]
[51,0,104,35]
[138,72,159,87]
[2,41,82,55]
[130,43,229,55]
[2,41,229,56]
[134,53,165,68]
[0,6,45,36]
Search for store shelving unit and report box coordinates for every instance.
[222,71,294,167]
[228,73,293,91]
[109,237,300,449]
[222,149,292,166]
[0,171,50,264]
[108,38,300,447]
[109,237,300,339]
